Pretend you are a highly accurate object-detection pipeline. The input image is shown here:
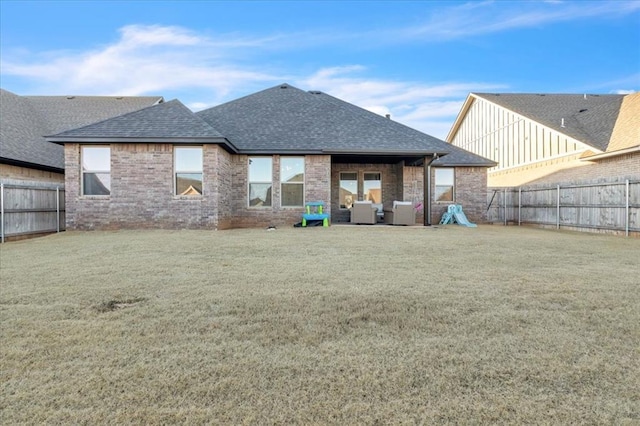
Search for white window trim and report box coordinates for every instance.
[363,171,382,203]
[280,157,305,208]
[81,145,111,197]
[248,156,273,208]
[339,171,358,210]
[174,146,203,197]
[434,168,455,203]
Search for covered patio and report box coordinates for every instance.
[329,151,443,226]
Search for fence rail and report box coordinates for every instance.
[0,182,65,242]
[487,179,639,237]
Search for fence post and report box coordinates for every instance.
[56,187,60,233]
[518,187,522,226]
[625,179,630,237]
[556,185,560,230]
[1,183,4,243]
[504,188,507,226]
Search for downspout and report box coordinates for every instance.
[424,154,439,226]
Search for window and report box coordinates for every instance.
[82,146,110,196]
[435,168,454,202]
[175,147,203,195]
[249,157,272,207]
[281,157,304,207]
[339,172,358,209]
[363,172,381,203]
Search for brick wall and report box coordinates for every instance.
[64,145,491,230]
[431,166,489,224]
[527,152,639,186]
[65,143,225,230]
[230,155,332,228]
[489,152,639,187]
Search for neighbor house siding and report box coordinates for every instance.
[450,96,591,187]
[0,163,64,184]
[65,143,225,230]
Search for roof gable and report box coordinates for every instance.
[197,83,452,156]
[49,99,226,141]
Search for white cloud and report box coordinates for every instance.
[395,0,640,41]
[298,66,505,139]
[1,24,283,98]
[1,24,508,139]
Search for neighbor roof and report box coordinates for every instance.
[197,83,456,158]
[606,92,640,153]
[461,93,626,152]
[1,89,163,171]
[432,144,497,167]
[48,100,233,150]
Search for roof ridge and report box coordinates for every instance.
[314,91,451,151]
[46,99,183,137]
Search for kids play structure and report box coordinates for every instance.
[301,201,330,227]
[439,204,477,227]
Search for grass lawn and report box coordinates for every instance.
[1,225,639,424]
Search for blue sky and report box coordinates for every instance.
[1,0,639,139]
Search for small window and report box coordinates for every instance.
[435,168,454,202]
[249,157,272,207]
[175,147,203,195]
[339,172,358,209]
[82,146,111,196]
[363,172,381,203]
[281,157,304,207]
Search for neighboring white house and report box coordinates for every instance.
[446,92,639,187]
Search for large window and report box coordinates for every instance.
[82,146,111,196]
[175,147,203,195]
[339,172,358,209]
[249,157,272,207]
[281,157,304,207]
[435,168,454,202]
[363,172,382,203]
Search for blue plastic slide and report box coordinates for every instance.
[440,204,477,227]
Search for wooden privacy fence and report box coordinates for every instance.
[0,182,65,242]
[487,179,639,237]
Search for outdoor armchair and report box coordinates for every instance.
[384,201,415,225]
[350,201,377,224]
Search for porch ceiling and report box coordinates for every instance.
[330,153,437,166]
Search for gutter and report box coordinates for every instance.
[580,145,640,161]
[424,154,440,226]
[45,136,238,154]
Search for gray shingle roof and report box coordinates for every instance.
[50,99,227,142]
[1,89,162,171]
[474,93,625,151]
[432,144,497,167]
[197,83,459,157]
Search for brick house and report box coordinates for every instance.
[47,84,495,230]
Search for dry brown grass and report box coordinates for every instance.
[1,225,639,424]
